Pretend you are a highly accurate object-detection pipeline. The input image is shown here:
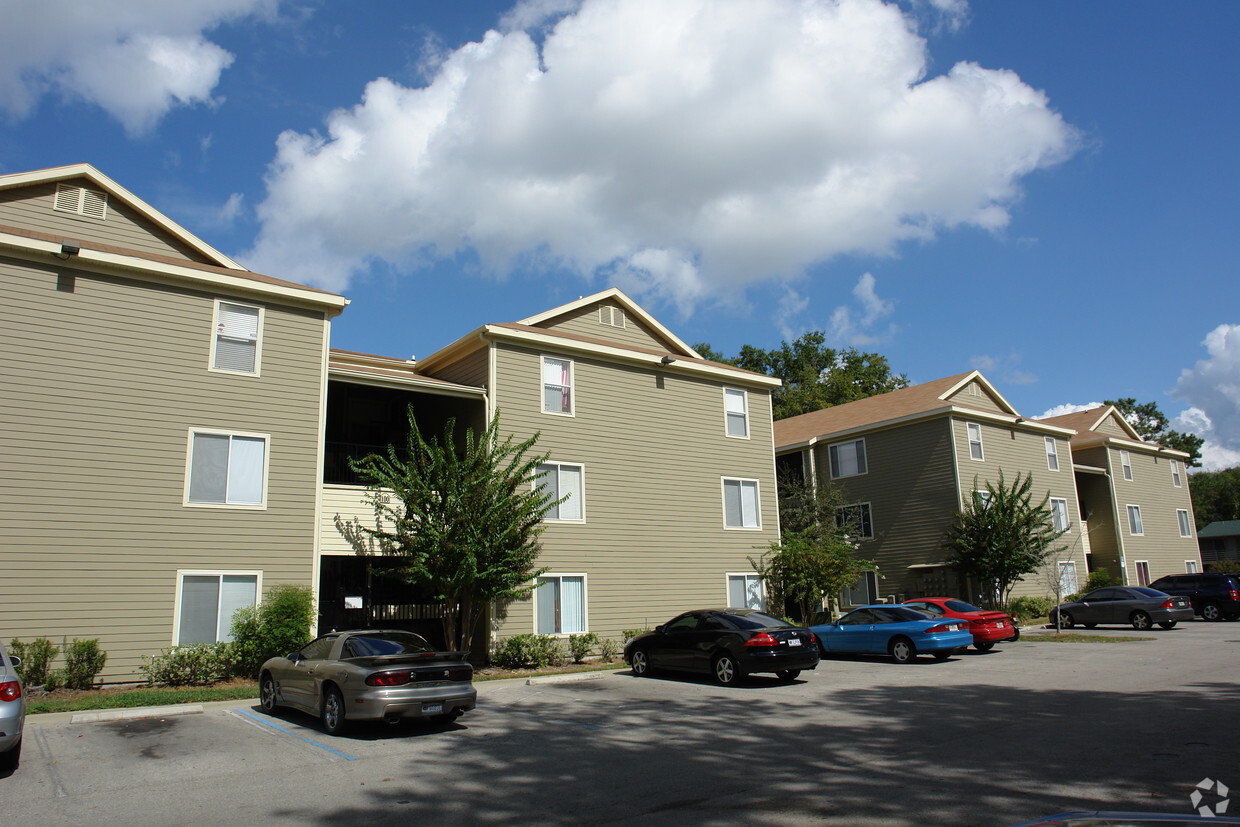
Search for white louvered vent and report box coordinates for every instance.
[598,305,626,328]
[53,184,108,220]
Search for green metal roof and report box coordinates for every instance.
[1199,520,1240,538]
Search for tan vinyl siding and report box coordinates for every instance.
[1094,414,1131,438]
[319,485,377,556]
[1108,446,1201,583]
[536,301,674,352]
[1,257,327,681]
[0,179,215,264]
[487,341,778,640]
[425,346,489,390]
[811,418,960,601]
[944,380,1008,414]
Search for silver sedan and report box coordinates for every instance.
[1050,586,1194,630]
[1,641,24,772]
[259,629,477,735]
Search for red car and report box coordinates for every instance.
[902,598,1019,652]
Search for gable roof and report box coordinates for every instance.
[1038,405,1143,443]
[774,370,1069,450]
[1199,521,1240,539]
[0,163,243,269]
[517,288,701,358]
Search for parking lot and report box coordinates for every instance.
[6,621,1240,826]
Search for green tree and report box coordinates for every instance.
[1189,466,1240,528]
[693,331,907,420]
[1105,397,1204,467]
[336,409,558,654]
[943,472,1067,607]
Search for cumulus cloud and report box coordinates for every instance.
[246,0,1077,306]
[1173,324,1240,471]
[1035,402,1103,420]
[827,273,897,346]
[0,0,276,134]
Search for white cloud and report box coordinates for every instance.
[0,0,276,135]
[827,273,897,346]
[1035,402,1102,420]
[219,192,246,223]
[970,351,1037,386]
[246,0,1077,305]
[1173,324,1240,471]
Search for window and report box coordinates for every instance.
[1177,509,1192,537]
[535,575,585,634]
[1058,562,1078,596]
[176,572,258,645]
[211,301,262,374]
[53,183,108,219]
[1045,437,1060,471]
[1135,560,1150,587]
[724,388,749,438]
[1120,450,1133,481]
[1171,460,1183,488]
[841,571,878,607]
[1050,498,1070,532]
[186,430,268,507]
[537,462,585,521]
[973,489,994,510]
[727,573,764,609]
[542,356,573,415]
[1185,560,1199,574]
[1126,504,1144,535]
[835,503,874,539]
[967,423,984,461]
[828,438,867,478]
[722,478,760,529]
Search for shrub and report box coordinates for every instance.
[230,584,315,677]
[1063,592,1084,603]
[1084,570,1115,591]
[1206,560,1240,574]
[1007,596,1055,621]
[61,638,107,690]
[492,634,564,669]
[8,637,59,686]
[567,632,599,663]
[621,628,651,644]
[598,638,619,663]
[141,644,234,686]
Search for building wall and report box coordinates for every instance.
[1,255,327,680]
[536,302,673,352]
[487,339,780,642]
[1105,445,1201,583]
[943,380,1009,415]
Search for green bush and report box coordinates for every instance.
[230,584,316,677]
[621,628,651,644]
[1063,592,1084,603]
[8,637,59,686]
[141,644,234,686]
[1007,596,1055,621]
[1084,570,1115,591]
[61,638,107,690]
[567,632,599,663]
[1206,560,1240,574]
[598,638,619,663]
[491,634,564,668]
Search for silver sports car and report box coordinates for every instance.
[259,629,477,735]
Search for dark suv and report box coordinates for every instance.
[1148,573,1240,621]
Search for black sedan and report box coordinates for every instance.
[1049,587,1194,630]
[624,608,819,686]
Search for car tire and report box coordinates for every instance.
[1052,610,1075,629]
[774,669,800,683]
[259,671,279,713]
[713,654,744,686]
[630,649,651,677]
[0,737,19,772]
[889,637,915,664]
[1158,621,1178,629]
[974,641,995,652]
[1201,602,1223,622]
[321,685,349,736]
[1130,611,1152,631]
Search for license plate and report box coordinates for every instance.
[787,638,802,647]
[423,703,443,715]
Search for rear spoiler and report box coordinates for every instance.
[342,651,470,668]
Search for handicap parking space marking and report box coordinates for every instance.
[229,708,358,760]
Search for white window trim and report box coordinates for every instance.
[541,355,575,417]
[1177,508,1192,537]
[538,461,586,523]
[1050,497,1071,533]
[721,477,762,530]
[1126,504,1144,536]
[967,422,984,461]
[1171,460,1183,488]
[533,573,588,636]
[183,428,271,509]
[725,572,765,610]
[836,502,874,539]
[723,387,750,440]
[208,299,264,376]
[1185,560,1199,574]
[1045,437,1060,472]
[1135,560,1151,587]
[1120,450,1133,481]
[1057,561,1079,595]
[170,569,263,646]
[828,437,868,479]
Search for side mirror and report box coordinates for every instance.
[286,652,301,661]
[654,625,665,634]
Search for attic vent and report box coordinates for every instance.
[970,383,980,397]
[53,184,108,220]
[599,305,626,328]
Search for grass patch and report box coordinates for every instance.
[28,684,259,715]
[1021,633,1155,643]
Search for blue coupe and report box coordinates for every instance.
[810,605,974,664]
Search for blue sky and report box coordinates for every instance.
[3,0,1237,468]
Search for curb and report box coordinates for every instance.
[525,670,613,686]
[71,704,206,724]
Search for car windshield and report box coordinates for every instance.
[726,611,791,630]
[944,600,982,612]
[344,632,436,657]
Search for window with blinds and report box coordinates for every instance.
[212,300,262,374]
